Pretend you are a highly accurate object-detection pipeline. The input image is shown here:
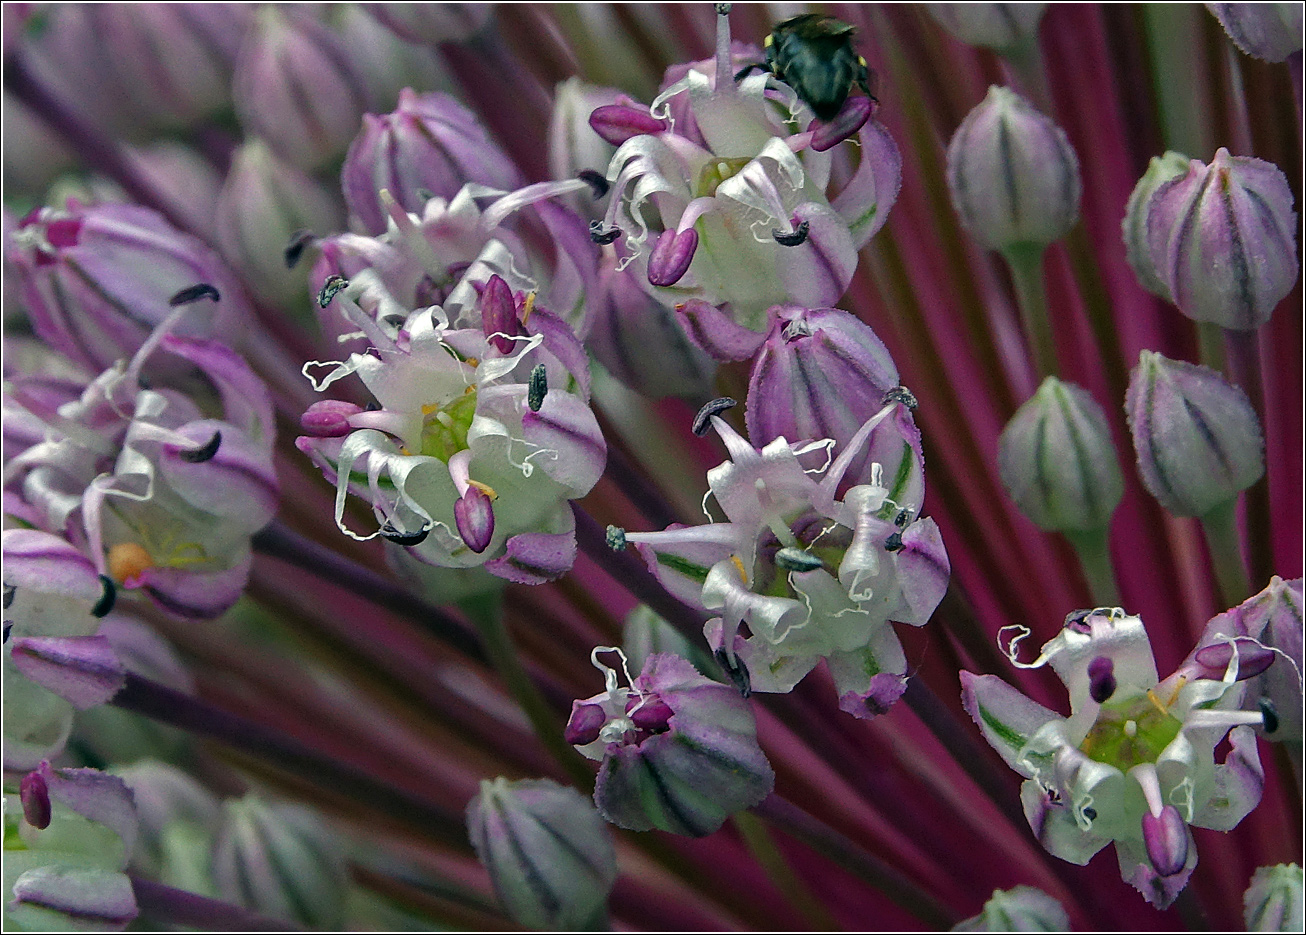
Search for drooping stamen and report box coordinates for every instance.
[178,431,222,464]
[1194,638,1276,681]
[714,646,752,697]
[1087,656,1117,703]
[692,397,737,436]
[577,169,610,198]
[772,220,810,246]
[20,771,51,830]
[882,385,918,409]
[169,282,220,306]
[284,228,316,269]
[92,575,116,618]
[454,484,496,553]
[589,220,621,245]
[647,228,698,286]
[1141,805,1188,877]
[1259,697,1279,733]
[380,524,430,547]
[318,275,349,308]
[527,363,548,412]
[775,547,824,572]
[565,703,607,745]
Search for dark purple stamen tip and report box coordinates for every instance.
[810,95,874,152]
[1088,655,1116,703]
[284,229,316,269]
[318,275,349,308]
[4,583,15,610]
[92,575,116,618]
[528,364,548,412]
[882,385,918,410]
[169,282,221,306]
[454,486,495,553]
[577,169,609,199]
[692,397,737,436]
[647,228,698,286]
[380,524,430,547]
[1259,697,1279,733]
[20,771,51,830]
[714,647,752,697]
[589,221,621,245]
[883,531,904,552]
[565,702,607,746]
[627,694,674,732]
[772,220,809,246]
[1142,805,1188,877]
[178,431,222,464]
[1194,638,1276,681]
[605,525,627,551]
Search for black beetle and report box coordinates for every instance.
[736,14,875,122]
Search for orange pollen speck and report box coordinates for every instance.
[730,554,749,585]
[108,542,154,583]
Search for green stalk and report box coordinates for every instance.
[731,811,838,931]
[1199,498,1251,607]
[1196,321,1227,373]
[1065,528,1121,606]
[460,593,595,791]
[1002,244,1060,380]
[1143,3,1215,159]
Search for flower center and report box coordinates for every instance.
[1078,693,1183,770]
[696,157,752,198]
[419,387,478,461]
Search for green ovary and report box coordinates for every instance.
[419,389,478,462]
[1078,694,1183,770]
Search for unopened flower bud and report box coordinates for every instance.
[342,89,522,235]
[1143,148,1298,330]
[1125,351,1264,517]
[326,4,450,110]
[215,139,344,309]
[953,885,1070,932]
[362,3,494,45]
[467,777,617,930]
[927,4,1047,55]
[1244,864,1304,931]
[233,7,371,171]
[1122,151,1192,299]
[946,86,1081,252]
[1207,4,1304,62]
[212,796,348,929]
[998,377,1124,532]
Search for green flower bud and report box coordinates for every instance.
[953,885,1070,931]
[1122,150,1191,299]
[927,4,1047,55]
[1244,864,1304,931]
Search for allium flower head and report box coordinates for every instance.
[963,608,1268,908]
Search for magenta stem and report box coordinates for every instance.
[130,877,300,932]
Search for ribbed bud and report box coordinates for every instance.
[233,7,371,171]
[1207,4,1304,62]
[215,139,344,308]
[467,777,617,930]
[1244,864,1305,931]
[1122,151,1191,299]
[946,86,1081,251]
[342,89,523,235]
[362,3,494,45]
[997,377,1123,532]
[211,796,348,929]
[1144,148,1298,330]
[927,4,1048,55]
[953,885,1070,932]
[1125,351,1264,517]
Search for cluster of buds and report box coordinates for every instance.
[963,607,1276,908]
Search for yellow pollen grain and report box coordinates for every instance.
[1145,689,1169,717]
[464,385,475,395]
[1165,676,1187,708]
[730,554,749,585]
[466,357,479,368]
[107,542,153,583]
[421,403,439,415]
[467,480,498,500]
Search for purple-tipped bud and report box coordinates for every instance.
[1207,3,1304,62]
[342,89,523,235]
[998,377,1124,532]
[626,694,674,732]
[215,139,344,308]
[747,306,919,496]
[454,485,496,553]
[233,7,371,171]
[1125,351,1264,517]
[300,400,365,437]
[1122,151,1192,299]
[1144,148,1299,330]
[589,102,669,147]
[565,702,608,746]
[1087,655,1117,703]
[7,203,250,371]
[946,86,1081,252]
[467,777,617,930]
[1142,805,1189,877]
[927,4,1048,55]
[810,96,875,152]
[647,228,699,287]
[1242,864,1305,931]
[20,770,52,829]
[480,274,522,354]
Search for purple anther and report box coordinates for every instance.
[20,771,51,829]
[454,485,496,553]
[627,694,674,732]
[647,228,698,287]
[772,220,810,246]
[481,274,520,354]
[810,96,875,152]
[300,400,364,438]
[565,702,608,746]
[1087,656,1117,703]
[177,431,222,464]
[588,103,669,146]
[1194,639,1277,681]
[44,217,83,249]
[1142,805,1189,877]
